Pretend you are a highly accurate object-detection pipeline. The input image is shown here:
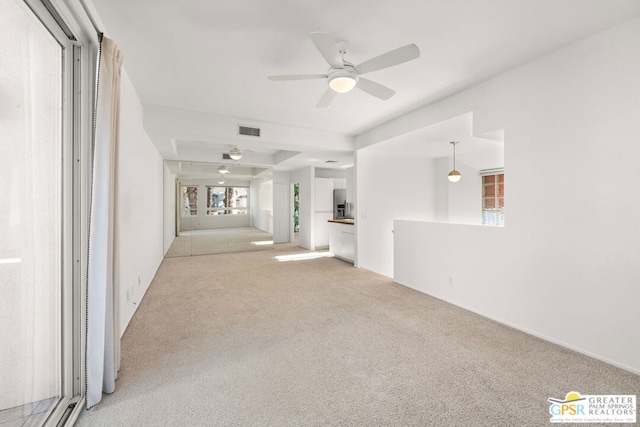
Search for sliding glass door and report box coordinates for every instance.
[1,0,87,425]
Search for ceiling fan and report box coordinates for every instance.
[268,32,420,107]
[222,145,254,161]
[227,146,243,160]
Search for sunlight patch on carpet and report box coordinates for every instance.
[275,252,334,262]
[252,240,274,246]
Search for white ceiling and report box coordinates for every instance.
[164,160,271,181]
[90,0,640,178]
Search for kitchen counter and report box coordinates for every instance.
[328,220,355,264]
[328,219,355,225]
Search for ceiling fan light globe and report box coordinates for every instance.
[448,170,462,182]
[328,67,359,93]
[329,76,357,93]
[229,147,243,160]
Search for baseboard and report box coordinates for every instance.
[392,278,640,376]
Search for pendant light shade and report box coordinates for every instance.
[448,170,461,182]
[218,175,225,185]
[229,147,243,160]
[218,165,230,174]
[448,141,461,183]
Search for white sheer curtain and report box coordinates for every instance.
[86,36,122,409]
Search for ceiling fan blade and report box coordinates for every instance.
[316,88,337,108]
[310,32,343,68]
[268,74,327,81]
[356,78,395,100]
[355,44,420,75]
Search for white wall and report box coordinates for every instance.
[163,162,177,254]
[433,158,450,222]
[346,166,356,208]
[315,168,346,179]
[314,177,334,248]
[357,149,436,277]
[443,159,482,225]
[251,178,273,233]
[272,171,291,243]
[118,70,164,336]
[387,17,640,374]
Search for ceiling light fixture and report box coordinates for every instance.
[218,165,230,174]
[448,141,461,183]
[328,68,358,93]
[229,147,243,160]
[218,175,225,185]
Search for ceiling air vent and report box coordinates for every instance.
[238,125,261,137]
[222,153,232,160]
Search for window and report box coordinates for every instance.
[207,186,248,215]
[482,173,504,226]
[182,186,198,216]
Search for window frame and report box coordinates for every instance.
[481,170,505,227]
[206,185,249,216]
[17,0,100,424]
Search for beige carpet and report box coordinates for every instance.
[77,244,639,426]
[165,227,273,257]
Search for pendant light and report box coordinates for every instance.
[448,141,461,183]
[218,175,225,185]
[218,165,230,174]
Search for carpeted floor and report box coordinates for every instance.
[165,227,273,257]
[77,244,639,426]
